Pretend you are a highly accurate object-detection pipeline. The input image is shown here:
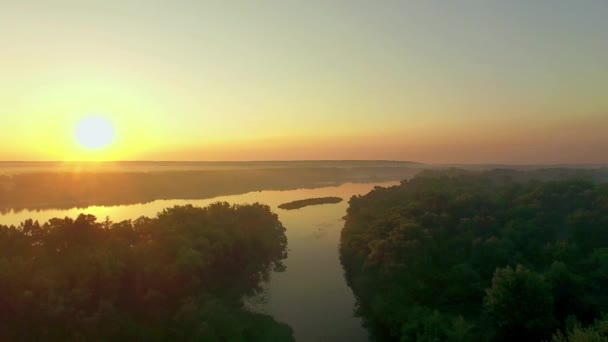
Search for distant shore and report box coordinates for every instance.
[0,167,420,212]
[278,197,343,210]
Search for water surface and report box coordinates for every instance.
[0,181,398,341]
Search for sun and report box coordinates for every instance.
[75,116,116,150]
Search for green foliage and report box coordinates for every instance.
[552,316,608,342]
[0,203,293,341]
[340,169,608,341]
[484,265,555,340]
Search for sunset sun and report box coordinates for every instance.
[2,1,608,340]
[75,116,116,151]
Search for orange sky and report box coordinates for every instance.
[1,1,607,164]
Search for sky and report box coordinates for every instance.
[1,0,607,164]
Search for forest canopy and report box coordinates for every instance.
[340,169,608,341]
[0,203,293,341]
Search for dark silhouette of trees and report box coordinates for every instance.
[0,203,293,341]
[278,197,343,210]
[551,316,608,341]
[484,265,555,341]
[340,169,608,341]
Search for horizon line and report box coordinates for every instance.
[0,160,607,167]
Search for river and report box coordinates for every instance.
[0,181,398,341]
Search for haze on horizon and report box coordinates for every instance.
[1,0,607,164]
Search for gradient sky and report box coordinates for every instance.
[1,0,607,163]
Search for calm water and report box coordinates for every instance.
[0,181,398,341]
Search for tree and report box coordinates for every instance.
[484,265,556,341]
[0,203,294,341]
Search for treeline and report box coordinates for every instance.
[340,169,608,341]
[0,203,293,341]
[0,167,420,212]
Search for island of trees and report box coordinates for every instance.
[278,197,343,210]
[0,203,294,341]
[341,169,608,341]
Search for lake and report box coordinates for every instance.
[0,181,399,341]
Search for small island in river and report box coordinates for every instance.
[278,196,343,210]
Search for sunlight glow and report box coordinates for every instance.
[75,116,116,151]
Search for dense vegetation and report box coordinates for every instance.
[0,203,293,341]
[0,166,420,212]
[341,169,608,341]
[278,197,343,210]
